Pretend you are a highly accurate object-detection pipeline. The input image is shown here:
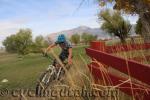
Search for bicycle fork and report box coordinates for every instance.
[56,67,63,80]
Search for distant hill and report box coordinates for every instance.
[48,26,111,41]
[48,25,136,42]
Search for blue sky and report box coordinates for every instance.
[0,0,138,47]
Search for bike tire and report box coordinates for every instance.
[36,70,56,96]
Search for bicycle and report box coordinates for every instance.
[35,53,71,96]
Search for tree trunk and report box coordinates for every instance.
[139,12,150,43]
[135,0,150,43]
[119,35,126,44]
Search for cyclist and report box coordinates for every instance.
[45,34,73,65]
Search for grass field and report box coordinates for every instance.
[106,37,150,64]
[105,37,144,46]
[0,45,90,90]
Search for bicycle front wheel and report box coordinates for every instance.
[36,70,56,96]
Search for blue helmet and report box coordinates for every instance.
[56,34,66,43]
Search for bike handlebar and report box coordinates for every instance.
[43,52,68,65]
[43,53,54,61]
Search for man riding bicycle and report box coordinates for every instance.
[36,34,72,95]
[45,34,73,65]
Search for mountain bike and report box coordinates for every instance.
[35,53,70,96]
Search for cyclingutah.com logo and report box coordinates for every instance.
[0,87,119,99]
[0,88,119,98]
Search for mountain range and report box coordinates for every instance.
[48,25,136,41]
[48,26,111,41]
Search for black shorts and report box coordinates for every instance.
[52,52,68,66]
[59,52,69,62]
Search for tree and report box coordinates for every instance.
[97,0,150,43]
[135,18,142,36]
[99,9,131,43]
[81,33,97,44]
[35,35,49,47]
[81,33,88,44]
[35,35,44,47]
[70,34,80,45]
[32,35,49,53]
[3,35,17,53]
[3,29,33,55]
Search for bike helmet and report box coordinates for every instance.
[56,34,66,43]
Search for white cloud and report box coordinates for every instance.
[0,18,29,34]
[0,18,29,47]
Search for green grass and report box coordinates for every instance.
[105,37,150,64]
[105,37,144,46]
[0,45,89,90]
[0,53,48,89]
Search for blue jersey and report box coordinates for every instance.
[55,41,72,61]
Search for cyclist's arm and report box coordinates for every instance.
[46,44,56,52]
[68,48,72,64]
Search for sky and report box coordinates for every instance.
[0,0,138,47]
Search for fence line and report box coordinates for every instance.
[86,41,150,99]
[86,48,150,85]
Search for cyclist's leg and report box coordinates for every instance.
[59,52,67,62]
[56,52,68,80]
[52,51,66,66]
